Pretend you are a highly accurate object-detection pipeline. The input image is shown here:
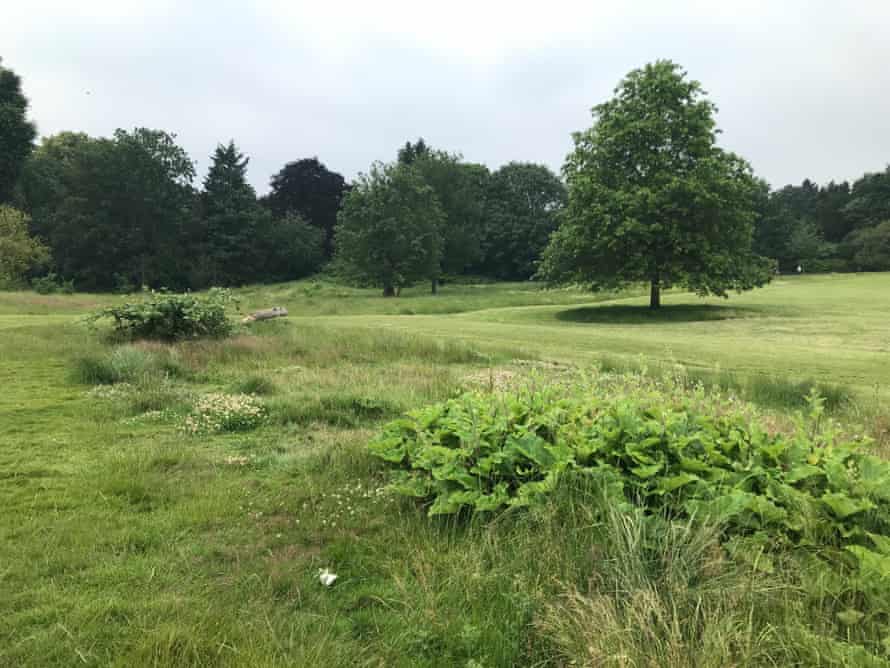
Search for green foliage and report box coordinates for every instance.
[265,157,348,258]
[0,206,48,286]
[31,272,74,294]
[481,162,566,280]
[541,60,772,307]
[20,129,197,290]
[334,162,443,296]
[0,59,37,203]
[371,378,890,659]
[397,140,490,282]
[370,381,877,530]
[89,288,238,341]
[845,221,890,271]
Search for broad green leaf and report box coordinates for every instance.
[822,492,876,519]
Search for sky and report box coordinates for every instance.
[3,1,890,194]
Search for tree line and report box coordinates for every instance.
[0,60,564,292]
[2,56,889,299]
[753,175,890,273]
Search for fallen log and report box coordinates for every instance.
[241,307,288,324]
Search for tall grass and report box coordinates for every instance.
[596,353,853,413]
[534,500,793,667]
[71,344,188,385]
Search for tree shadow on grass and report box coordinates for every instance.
[555,303,767,325]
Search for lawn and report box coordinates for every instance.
[2,274,890,666]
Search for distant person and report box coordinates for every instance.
[797,264,803,274]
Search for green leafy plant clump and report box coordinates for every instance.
[370,380,890,647]
[89,288,238,341]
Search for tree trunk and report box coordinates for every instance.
[431,277,438,295]
[383,283,395,297]
[649,280,661,309]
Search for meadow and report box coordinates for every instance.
[2,273,890,667]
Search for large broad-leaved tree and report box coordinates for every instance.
[334,162,442,297]
[541,60,772,308]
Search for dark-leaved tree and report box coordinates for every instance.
[0,59,37,204]
[199,141,260,286]
[541,60,772,308]
[265,158,347,258]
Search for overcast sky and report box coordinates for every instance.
[3,1,889,193]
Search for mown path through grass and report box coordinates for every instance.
[301,274,890,395]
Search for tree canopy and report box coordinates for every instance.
[541,60,772,308]
[397,140,489,289]
[0,59,37,204]
[334,162,443,296]
[482,162,566,280]
[0,205,48,286]
[265,158,348,257]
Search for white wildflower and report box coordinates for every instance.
[318,568,338,587]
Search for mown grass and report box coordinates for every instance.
[1,274,890,666]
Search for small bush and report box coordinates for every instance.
[89,288,238,341]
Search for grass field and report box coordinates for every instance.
[2,274,890,666]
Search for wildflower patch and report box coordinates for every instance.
[183,393,267,434]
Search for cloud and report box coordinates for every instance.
[2,1,889,192]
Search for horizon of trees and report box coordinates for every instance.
[2,57,890,295]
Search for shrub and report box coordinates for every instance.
[369,382,877,532]
[89,288,238,341]
[370,378,890,661]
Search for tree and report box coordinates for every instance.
[256,211,325,283]
[265,158,347,257]
[398,142,489,291]
[112,128,197,288]
[333,162,443,297]
[481,162,566,280]
[397,138,430,166]
[540,60,772,308]
[844,221,890,271]
[0,205,48,286]
[199,141,260,286]
[843,168,890,232]
[18,129,197,290]
[815,181,852,243]
[0,59,37,203]
[787,220,834,268]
